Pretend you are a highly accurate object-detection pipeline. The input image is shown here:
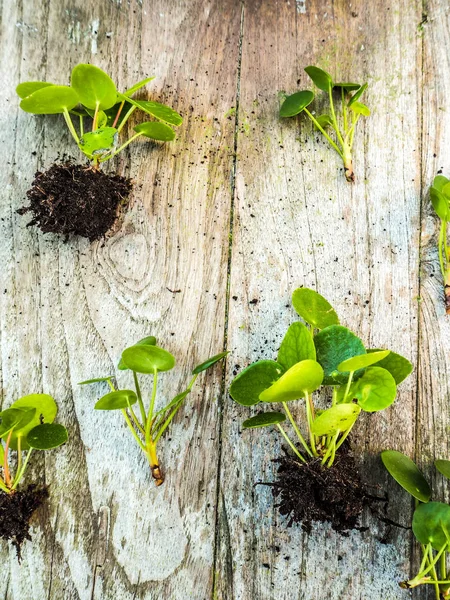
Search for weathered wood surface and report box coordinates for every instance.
[0,0,448,598]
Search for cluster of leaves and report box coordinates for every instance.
[0,395,68,494]
[17,64,182,167]
[382,451,450,598]
[430,175,450,314]
[80,336,228,486]
[229,288,412,468]
[279,66,370,182]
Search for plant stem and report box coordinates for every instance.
[128,405,145,436]
[342,141,355,183]
[148,368,158,426]
[334,420,356,453]
[342,371,355,403]
[117,105,137,134]
[326,430,340,467]
[11,449,33,491]
[3,431,12,488]
[16,435,22,480]
[342,88,348,133]
[63,108,80,144]
[282,402,313,457]
[276,424,306,463]
[99,133,143,163]
[121,409,146,451]
[153,402,182,444]
[0,478,9,493]
[305,392,318,456]
[146,439,164,485]
[112,100,125,128]
[92,103,100,131]
[133,371,147,423]
[79,115,84,137]
[328,88,345,147]
[304,108,344,158]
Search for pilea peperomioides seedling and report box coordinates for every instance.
[16,64,182,240]
[229,287,412,530]
[382,451,450,599]
[280,66,370,182]
[429,175,450,313]
[0,394,68,555]
[80,336,228,486]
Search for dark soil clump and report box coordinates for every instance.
[0,485,48,558]
[18,163,133,241]
[270,447,368,533]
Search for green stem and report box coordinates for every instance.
[0,478,9,493]
[145,368,158,445]
[117,105,137,134]
[342,371,355,403]
[305,392,318,456]
[121,409,146,452]
[16,435,22,481]
[334,420,357,453]
[63,108,80,144]
[439,220,447,280]
[112,100,125,129]
[304,108,344,158]
[348,113,360,149]
[11,449,33,490]
[154,402,183,444]
[92,102,100,131]
[99,133,143,163]
[79,115,84,137]
[328,87,345,147]
[332,387,338,407]
[282,402,313,457]
[133,371,147,424]
[128,405,145,436]
[342,88,348,134]
[326,430,340,467]
[276,424,306,463]
[107,378,116,392]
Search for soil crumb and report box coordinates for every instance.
[0,485,48,558]
[18,163,133,241]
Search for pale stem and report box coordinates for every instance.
[79,115,84,137]
[342,88,348,133]
[276,424,306,463]
[99,133,143,163]
[133,371,147,423]
[62,108,80,144]
[112,100,125,128]
[282,401,313,457]
[11,449,33,490]
[342,371,355,403]
[117,105,137,134]
[328,87,345,146]
[121,409,146,452]
[92,102,100,131]
[439,220,447,280]
[303,108,344,158]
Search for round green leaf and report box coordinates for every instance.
[349,101,370,117]
[311,404,361,436]
[16,81,53,99]
[333,82,360,91]
[292,288,339,329]
[118,336,157,370]
[229,360,285,406]
[79,127,117,158]
[277,322,316,371]
[338,350,390,372]
[121,345,175,373]
[27,423,68,450]
[348,83,368,106]
[242,411,286,429]
[367,349,413,384]
[433,175,449,193]
[435,460,450,480]
[71,64,117,110]
[134,121,176,141]
[279,90,314,118]
[20,85,79,114]
[8,394,58,450]
[352,367,397,412]
[259,359,323,403]
[0,408,35,438]
[78,376,115,385]
[304,66,333,92]
[381,450,431,502]
[192,351,229,375]
[430,187,449,221]
[314,114,333,129]
[95,389,138,410]
[412,502,450,550]
[123,76,155,97]
[133,100,182,126]
[314,325,366,385]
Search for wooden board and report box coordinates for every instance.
[0,0,448,598]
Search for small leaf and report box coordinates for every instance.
[0,408,35,438]
[9,394,57,450]
[95,390,138,410]
[314,114,333,129]
[133,100,182,126]
[78,376,115,385]
[338,350,390,372]
[27,423,68,450]
[71,64,117,110]
[311,404,361,436]
[121,345,175,373]
[433,175,449,193]
[304,66,333,92]
[279,90,314,118]
[16,81,53,99]
[351,367,397,412]
[292,287,339,329]
[435,460,450,480]
[20,85,79,114]
[348,83,368,106]
[242,411,286,429]
[259,359,323,403]
[367,349,413,384]
[278,322,316,371]
[134,121,176,141]
[430,187,450,221]
[118,336,157,370]
[192,351,229,374]
[349,101,370,116]
[381,450,431,502]
[79,127,117,158]
[314,325,366,385]
[412,502,450,550]
[333,82,360,91]
[229,361,285,406]
[123,76,155,97]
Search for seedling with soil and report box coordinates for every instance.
[280,66,370,182]
[0,394,68,555]
[17,64,182,239]
[80,336,227,486]
[429,175,450,313]
[229,288,412,531]
[382,451,450,598]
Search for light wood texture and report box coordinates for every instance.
[0,0,448,598]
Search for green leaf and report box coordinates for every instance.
[412,502,450,550]
[381,450,431,502]
[121,345,175,373]
[338,350,390,372]
[118,336,157,370]
[242,411,286,429]
[0,408,35,438]
[259,359,323,403]
[349,101,370,117]
[314,325,366,385]
[292,288,339,329]
[279,90,314,118]
[229,360,285,406]
[133,100,182,126]
[277,322,316,371]
[79,127,117,158]
[134,121,176,141]
[95,389,138,410]
[433,175,449,193]
[304,66,333,92]
[192,351,229,374]
[333,82,360,91]
[430,187,450,221]
[314,114,333,129]
[78,376,115,385]
[8,394,57,450]
[16,81,53,99]
[311,404,361,436]
[351,367,397,412]
[20,85,79,114]
[27,423,68,450]
[71,64,117,111]
[348,83,368,106]
[443,182,450,199]
[435,459,450,480]
[367,349,413,384]
[124,76,155,97]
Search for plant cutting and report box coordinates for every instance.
[17,64,182,240]
[80,336,228,486]
[429,175,450,313]
[0,393,68,556]
[279,66,370,182]
[229,287,412,531]
[382,451,450,598]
